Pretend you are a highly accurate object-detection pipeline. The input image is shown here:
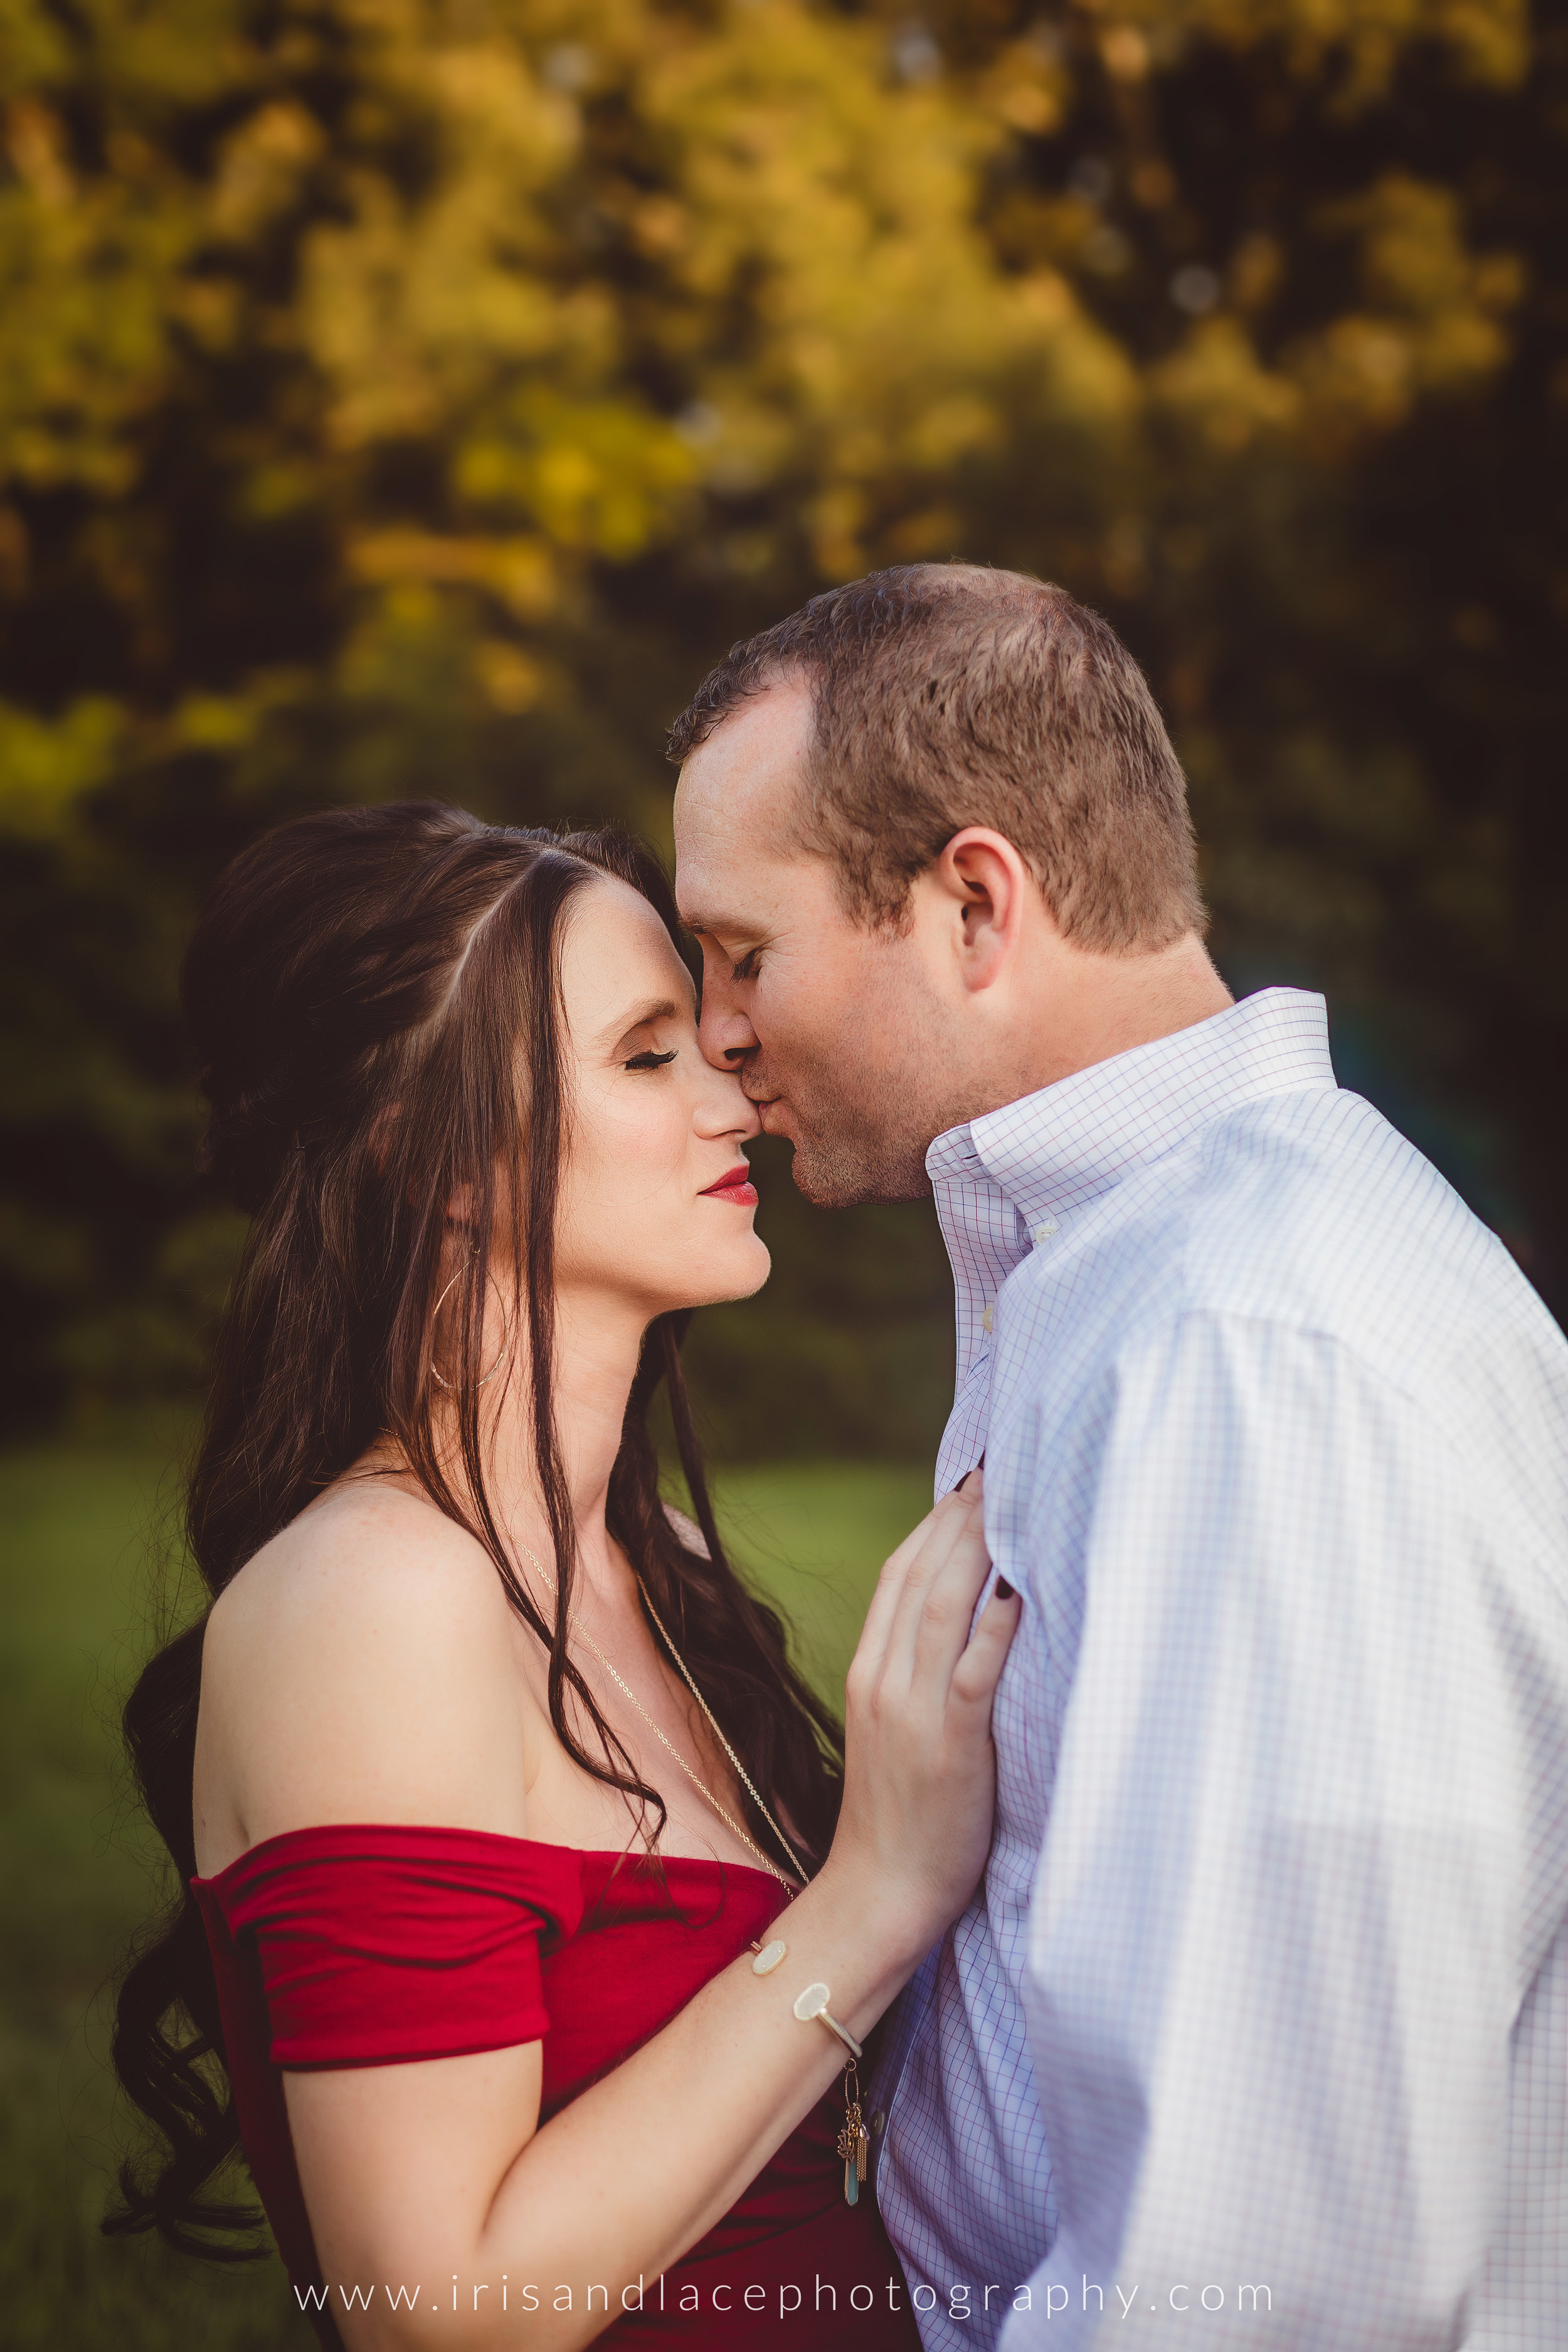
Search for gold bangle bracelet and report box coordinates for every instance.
[792,1981,864,2060]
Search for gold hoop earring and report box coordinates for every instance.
[429,1251,509,1390]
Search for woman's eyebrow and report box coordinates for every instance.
[596,993,687,1049]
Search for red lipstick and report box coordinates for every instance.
[699,1164,759,1207]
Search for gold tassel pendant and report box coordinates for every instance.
[835,2062,871,2206]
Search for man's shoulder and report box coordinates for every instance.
[994,1080,1565,1451]
[1162,1085,1560,1398]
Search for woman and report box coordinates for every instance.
[107,802,1017,2348]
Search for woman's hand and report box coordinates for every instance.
[819,1470,1020,1971]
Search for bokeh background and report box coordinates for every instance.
[3,0,1564,2340]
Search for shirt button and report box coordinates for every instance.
[870,2111,886,2136]
[981,1304,993,1334]
[1032,1218,1058,1242]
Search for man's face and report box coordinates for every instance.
[673,676,959,1206]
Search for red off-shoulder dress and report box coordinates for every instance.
[193,1825,919,2349]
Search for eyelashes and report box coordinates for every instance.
[623,1049,677,1072]
[731,949,760,982]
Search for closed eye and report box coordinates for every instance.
[731,948,761,982]
[623,1049,677,1072]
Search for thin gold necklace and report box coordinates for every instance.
[519,1540,809,1892]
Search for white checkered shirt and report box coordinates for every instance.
[872,987,1568,2349]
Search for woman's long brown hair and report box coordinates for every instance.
[103,802,843,2259]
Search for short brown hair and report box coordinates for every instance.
[668,563,1204,951]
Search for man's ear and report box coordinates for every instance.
[935,828,1034,994]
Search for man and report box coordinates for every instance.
[669,564,1568,2349]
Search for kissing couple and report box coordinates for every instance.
[112,566,1568,2350]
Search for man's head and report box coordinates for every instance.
[671,563,1226,1205]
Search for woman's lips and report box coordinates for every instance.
[699,1165,759,1207]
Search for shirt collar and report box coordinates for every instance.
[930,987,1335,1229]
[927,988,1336,1416]
[926,983,1344,1496]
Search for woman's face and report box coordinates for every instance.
[551,875,771,1318]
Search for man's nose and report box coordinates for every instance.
[697,983,758,1074]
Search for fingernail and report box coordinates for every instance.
[995,1578,1015,1601]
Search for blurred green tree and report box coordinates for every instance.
[1,0,1560,1441]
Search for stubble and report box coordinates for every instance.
[744,1046,941,1208]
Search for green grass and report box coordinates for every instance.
[707,1459,933,1702]
[0,1429,932,2349]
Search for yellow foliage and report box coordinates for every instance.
[0,0,1532,842]
[210,102,324,243]
[637,0,1113,568]
[348,529,558,620]
[1121,0,1528,100]
[0,100,193,491]
[0,0,1559,1417]
[0,697,121,836]
[1152,317,1301,450]
[199,0,1142,615]
[1290,174,1519,442]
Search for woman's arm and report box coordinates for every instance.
[201,1478,1015,2349]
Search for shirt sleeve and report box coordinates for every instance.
[1003,1310,1527,2348]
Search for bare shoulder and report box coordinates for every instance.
[199,1478,536,1860]
[208,1476,512,1658]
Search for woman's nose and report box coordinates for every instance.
[696,1069,761,1140]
